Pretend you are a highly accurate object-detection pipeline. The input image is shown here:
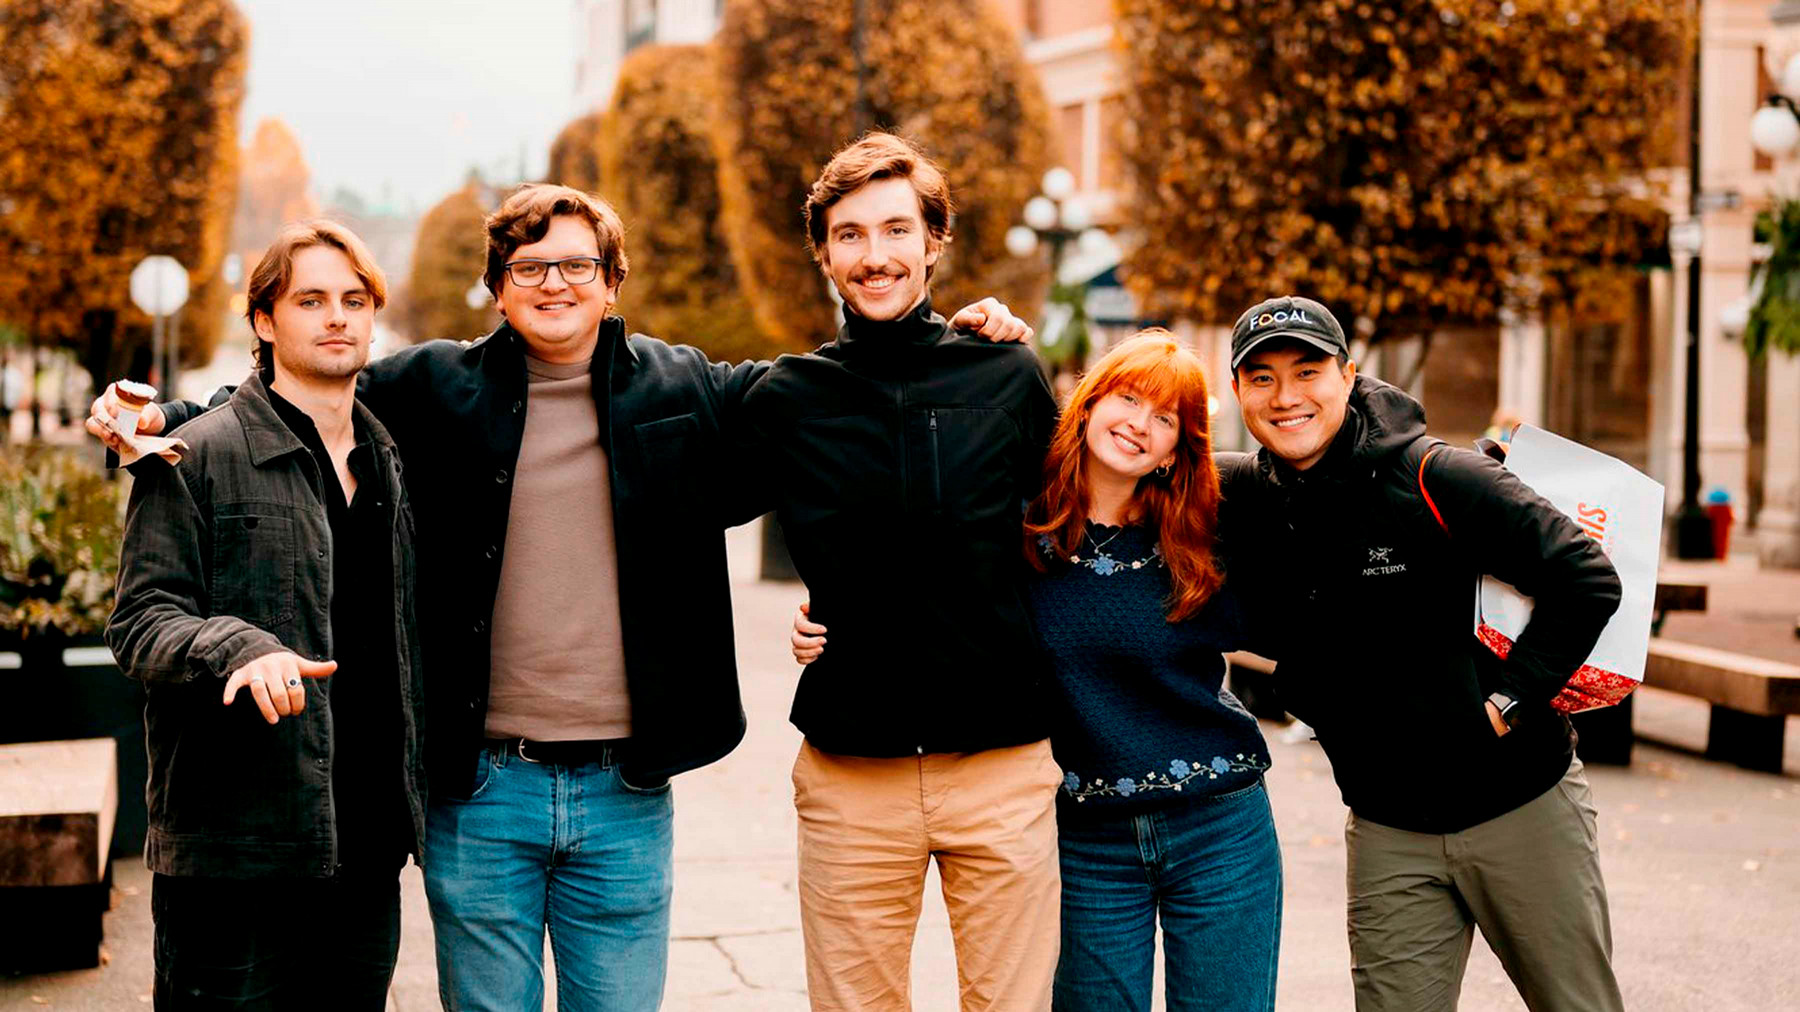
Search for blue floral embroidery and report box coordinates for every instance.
[1040,534,1163,576]
[1061,753,1271,803]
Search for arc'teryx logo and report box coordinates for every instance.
[1363,546,1405,576]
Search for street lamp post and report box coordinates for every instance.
[1007,167,1109,373]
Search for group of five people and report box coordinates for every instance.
[94,132,1626,1011]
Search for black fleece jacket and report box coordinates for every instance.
[739,299,1058,757]
[1218,375,1621,833]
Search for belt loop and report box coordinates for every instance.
[490,740,509,770]
[600,744,615,770]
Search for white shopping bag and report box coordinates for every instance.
[1474,424,1666,713]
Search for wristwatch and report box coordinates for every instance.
[1487,692,1523,730]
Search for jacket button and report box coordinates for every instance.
[485,545,498,560]
[494,469,509,484]
[472,618,487,634]
[315,757,326,767]
[512,400,522,414]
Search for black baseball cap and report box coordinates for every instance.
[1229,295,1349,370]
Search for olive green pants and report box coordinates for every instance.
[1344,758,1624,1012]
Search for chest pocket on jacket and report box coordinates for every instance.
[918,407,1021,520]
[211,509,297,628]
[635,413,703,504]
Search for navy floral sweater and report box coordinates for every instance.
[1030,522,1270,820]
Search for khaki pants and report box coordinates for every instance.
[793,738,1062,1012]
[1345,757,1624,1012]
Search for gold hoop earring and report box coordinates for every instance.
[1155,462,1173,478]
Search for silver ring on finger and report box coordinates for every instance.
[250,675,266,685]
[286,677,301,688]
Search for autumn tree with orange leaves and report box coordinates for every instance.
[1115,0,1688,370]
[236,119,320,251]
[598,45,767,361]
[399,181,497,343]
[0,0,247,391]
[547,111,605,194]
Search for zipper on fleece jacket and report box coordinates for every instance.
[929,409,942,508]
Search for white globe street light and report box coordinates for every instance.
[1750,103,1800,158]
[1004,225,1039,259]
[1041,166,1077,202]
[466,282,490,310]
[1022,195,1058,232]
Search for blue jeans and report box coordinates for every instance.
[424,746,674,1011]
[1053,779,1283,1012]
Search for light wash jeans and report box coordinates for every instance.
[1053,778,1283,1012]
[424,744,674,1011]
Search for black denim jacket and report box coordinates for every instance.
[107,373,426,878]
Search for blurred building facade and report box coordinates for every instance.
[1755,2,1800,565]
[571,0,719,115]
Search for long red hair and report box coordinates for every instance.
[1025,329,1223,622]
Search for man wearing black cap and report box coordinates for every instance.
[1216,295,1626,1011]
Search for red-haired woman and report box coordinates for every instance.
[795,330,1279,1011]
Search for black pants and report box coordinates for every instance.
[151,870,401,1011]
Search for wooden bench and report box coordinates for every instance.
[0,738,117,973]
[1642,639,1800,773]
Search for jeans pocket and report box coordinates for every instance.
[614,765,672,795]
[442,749,496,803]
[1203,777,1267,806]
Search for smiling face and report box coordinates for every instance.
[820,176,940,322]
[495,214,616,362]
[253,244,375,384]
[1232,340,1356,470]
[1084,389,1179,483]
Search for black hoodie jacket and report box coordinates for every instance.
[740,299,1058,757]
[1217,375,1621,833]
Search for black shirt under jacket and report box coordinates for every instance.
[267,390,412,872]
[740,299,1059,758]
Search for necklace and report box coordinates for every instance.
[1083,523,1127,556]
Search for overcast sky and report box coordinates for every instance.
[237,0,579,213]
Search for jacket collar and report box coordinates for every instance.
[835,297,945,355]
[471,315,636,386]
[233,371,399,469]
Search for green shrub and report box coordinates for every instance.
[0,446,127,639]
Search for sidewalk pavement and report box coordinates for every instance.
[5,522,1797,1011]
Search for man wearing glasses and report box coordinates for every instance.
[92,184,1028,1010]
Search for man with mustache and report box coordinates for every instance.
[736,132,1062,1011]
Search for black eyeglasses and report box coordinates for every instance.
[504,256,602,287]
